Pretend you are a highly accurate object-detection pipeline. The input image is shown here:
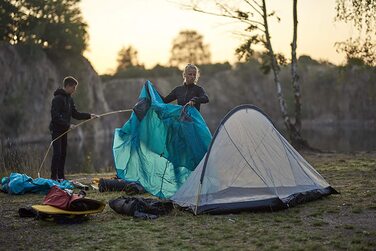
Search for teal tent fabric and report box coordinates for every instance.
[0,172,74,195]
[113,81,212,198]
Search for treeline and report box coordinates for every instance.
[101,62,232,82]
[0,0,87,55]
[108,30,214,80]
[102,53,375,82]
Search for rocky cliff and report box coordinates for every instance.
[0,43,113,141]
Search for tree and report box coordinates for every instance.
[0,0,88,54]
[335,0,376,66]
[169,30,211,68]
[189,0,310,149]
[115,45,143,73]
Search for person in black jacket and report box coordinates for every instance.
[162,64,209,111]
[49,76,97,181]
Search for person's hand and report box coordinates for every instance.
[187,100,195,106]
[70,124,76,130]
[91,114,99,119]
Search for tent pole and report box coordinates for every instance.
[194,182,202,215]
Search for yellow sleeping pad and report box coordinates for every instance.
[32,202,106,215]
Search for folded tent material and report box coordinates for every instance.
[171,105,338,214]
[113,81,212,198]
[0,172,74,195]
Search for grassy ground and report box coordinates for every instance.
[0,152,375,251]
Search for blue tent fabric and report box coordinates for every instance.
[113,81,212,198]
[0,172,74,195]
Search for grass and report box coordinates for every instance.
[0,152,375,250]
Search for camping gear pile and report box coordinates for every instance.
[19,185,105,222]
[112,82,336,214]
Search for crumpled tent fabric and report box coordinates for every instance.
[0,172,74,195]
[113,81,212,198]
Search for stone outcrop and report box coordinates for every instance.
[0,43,113,141]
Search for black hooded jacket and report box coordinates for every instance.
[162,83,209,111]
[49,88,91,132]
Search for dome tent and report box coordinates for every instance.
[171,105,337,214]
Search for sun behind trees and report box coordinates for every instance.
[169,30,211,69]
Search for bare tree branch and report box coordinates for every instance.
[250,0,263,9]
[192,6,265,28]
[242,0,263,17]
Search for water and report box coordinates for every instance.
[302,126,376,153]
[1,126,375,177]
[0,135,115,178]
[54,126,376,173]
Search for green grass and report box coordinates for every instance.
[0,152,375,250]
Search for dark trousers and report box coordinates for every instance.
[51,131,67,180]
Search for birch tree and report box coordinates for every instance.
[189,0,309,149]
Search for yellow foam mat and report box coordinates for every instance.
[32,203,106,215]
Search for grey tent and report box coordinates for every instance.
[171,105,337,214]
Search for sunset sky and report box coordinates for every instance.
[79,0,355,74]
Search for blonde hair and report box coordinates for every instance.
[182,64,200,84]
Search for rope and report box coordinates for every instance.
[37,109,133,178]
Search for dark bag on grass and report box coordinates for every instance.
[99,178,145,194]
[109,196,173,219]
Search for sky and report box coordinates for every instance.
[80,0,355,74]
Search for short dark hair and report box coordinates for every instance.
[63,76,78,87]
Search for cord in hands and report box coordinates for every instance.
[187,100,195,106]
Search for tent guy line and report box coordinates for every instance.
[37,109,133,178]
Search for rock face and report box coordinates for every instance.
[103,61,376,133]
[0,43,113,141]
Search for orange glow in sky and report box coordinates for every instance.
[80,0,355,74]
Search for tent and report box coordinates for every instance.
[171,105,337,214]
[113,81,212,198]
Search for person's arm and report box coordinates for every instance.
[71,99,91,120]
[51,96,70,128]
[162,88,177,103]
[190,86,209,104]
